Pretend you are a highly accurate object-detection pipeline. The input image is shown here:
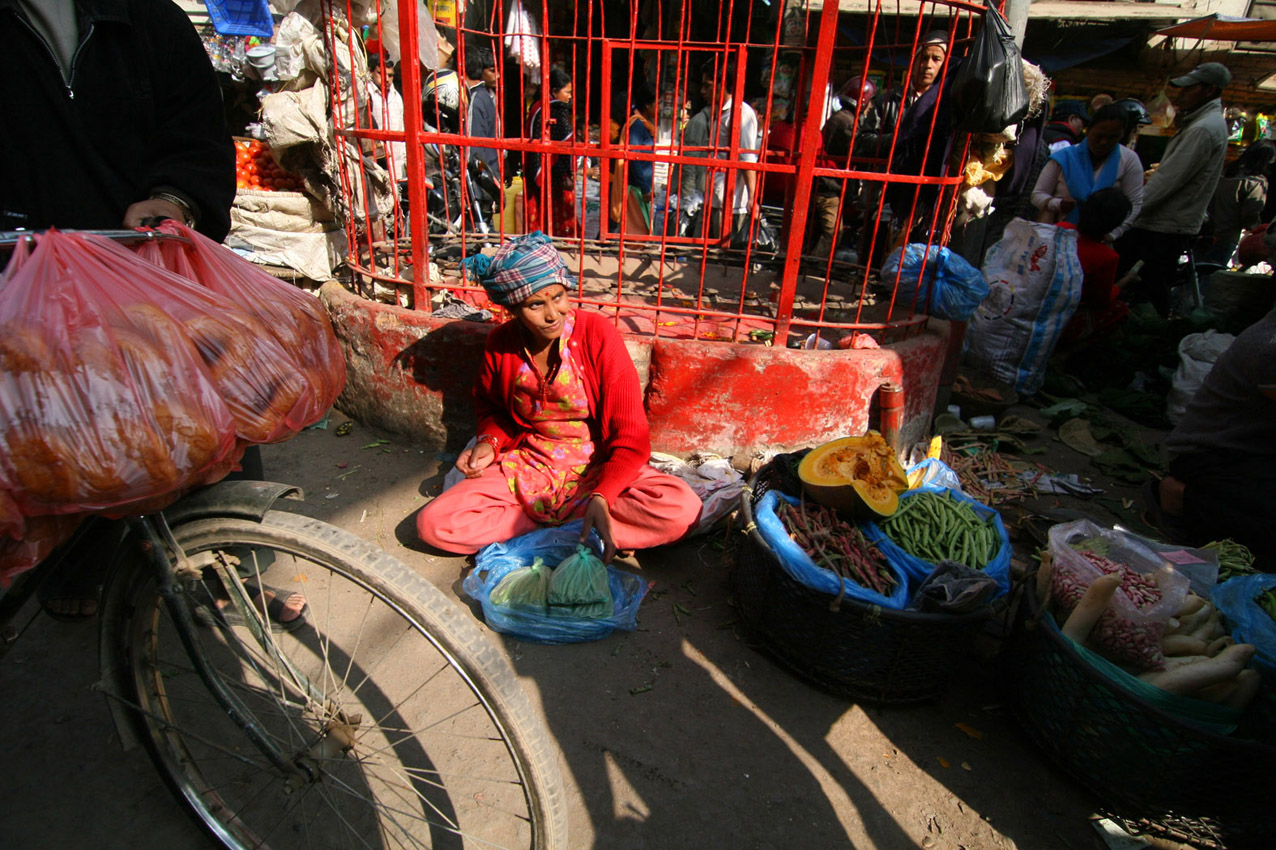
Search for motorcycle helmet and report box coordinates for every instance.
[1114,98,1152,126]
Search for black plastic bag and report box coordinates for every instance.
[950,3,1029,134]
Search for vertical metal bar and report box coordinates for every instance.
[399,0,429,309]
[773,0,840,342]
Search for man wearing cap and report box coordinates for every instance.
[1116,62,1231,317]
[1042,102,1087,154]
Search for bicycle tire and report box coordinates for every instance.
[112,507,568,850]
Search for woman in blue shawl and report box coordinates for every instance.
[1031,103,1144,241]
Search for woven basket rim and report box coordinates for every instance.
[1023,577,1276,753]
[741,462,991,626]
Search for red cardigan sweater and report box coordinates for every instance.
[474,310,651,505]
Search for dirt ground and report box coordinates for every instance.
[0,403,1167,850]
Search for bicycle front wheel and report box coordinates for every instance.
[115,508,568,850]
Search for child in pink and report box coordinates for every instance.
[416,232,702,562]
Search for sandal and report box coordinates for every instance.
[192,580,310,634]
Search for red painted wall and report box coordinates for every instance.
[321,283,949,458]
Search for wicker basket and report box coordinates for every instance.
[1004,582,1276,849]
[730,455,989,704]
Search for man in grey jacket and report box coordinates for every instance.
[1116,62,1231,316]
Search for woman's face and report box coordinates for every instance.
[1086,119,1126,161]
[514,283,570,345]
[553,82,573,103]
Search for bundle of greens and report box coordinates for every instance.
[490,557,552,610]
[548,545,613,619]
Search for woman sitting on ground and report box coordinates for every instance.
[416,232,702,563]
[1031,103,1144,242]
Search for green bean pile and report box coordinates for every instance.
[1203,538,1257,583]
[879,490,1001,569]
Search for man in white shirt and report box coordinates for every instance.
[703,56,760,243]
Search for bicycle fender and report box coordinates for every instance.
[162,480,304,527]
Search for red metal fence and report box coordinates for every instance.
[320,0,990,347]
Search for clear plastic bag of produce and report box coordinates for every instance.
[1046,518,1191,670]
[1211,573,1276,676]
[0,230,241,519]
[862,488,1012,600]
[133,222,346,431]
[755,490,910,610]
[464,521,648,644]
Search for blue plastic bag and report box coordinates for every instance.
[464,520,648,644]
[755,490,911,610]
[881,243,989,322]
[1211,574,1276,676]
[903,457,963,494]
[861,488,1012,599]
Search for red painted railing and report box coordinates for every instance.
[319,0,990,348]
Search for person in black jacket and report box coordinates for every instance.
[0,0,236,241]
[1,0,259,622]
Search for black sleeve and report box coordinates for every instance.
[140,0,236,241]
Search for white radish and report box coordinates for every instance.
[1205,636,1234,657]
[1190,610,1225,642]
[1161,635,1208,656]
[1225,669,1262,712]
[1138,643,1255,695]
[1061,574,1122,643]
[1176,593,1207,618]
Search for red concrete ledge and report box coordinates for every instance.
[320,282,949,457]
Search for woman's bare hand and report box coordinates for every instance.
[457,442,496,478]
[580,495,617,564]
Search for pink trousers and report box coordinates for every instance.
[417,464,703,555]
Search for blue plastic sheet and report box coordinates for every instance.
[881,243,989,322]
[464,520,648,644]
[861,488,1012,599]
[1212,573,1276,676]
[755,490,911,610]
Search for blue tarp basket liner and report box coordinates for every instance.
[1212,573,1276,677]
[465,520,649,644]
[754,490,912,610]
[203,0,274,38]
[861,487,1013,599]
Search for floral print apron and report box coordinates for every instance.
[498,312,596,523]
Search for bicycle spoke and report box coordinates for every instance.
[121,510,564,850]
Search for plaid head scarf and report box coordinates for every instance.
[461,231,573,307]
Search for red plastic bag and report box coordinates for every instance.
[74,231,311,444]
[135,222,346,430]
[0,230,241,516]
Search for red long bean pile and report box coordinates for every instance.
[776,500,896,595]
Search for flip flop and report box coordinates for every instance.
[192,581,310,634]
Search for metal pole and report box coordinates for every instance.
[1001,0,1030,47]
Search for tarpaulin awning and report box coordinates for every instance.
[1156,14,1276,42]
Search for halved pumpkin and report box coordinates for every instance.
[797,432,909,517]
